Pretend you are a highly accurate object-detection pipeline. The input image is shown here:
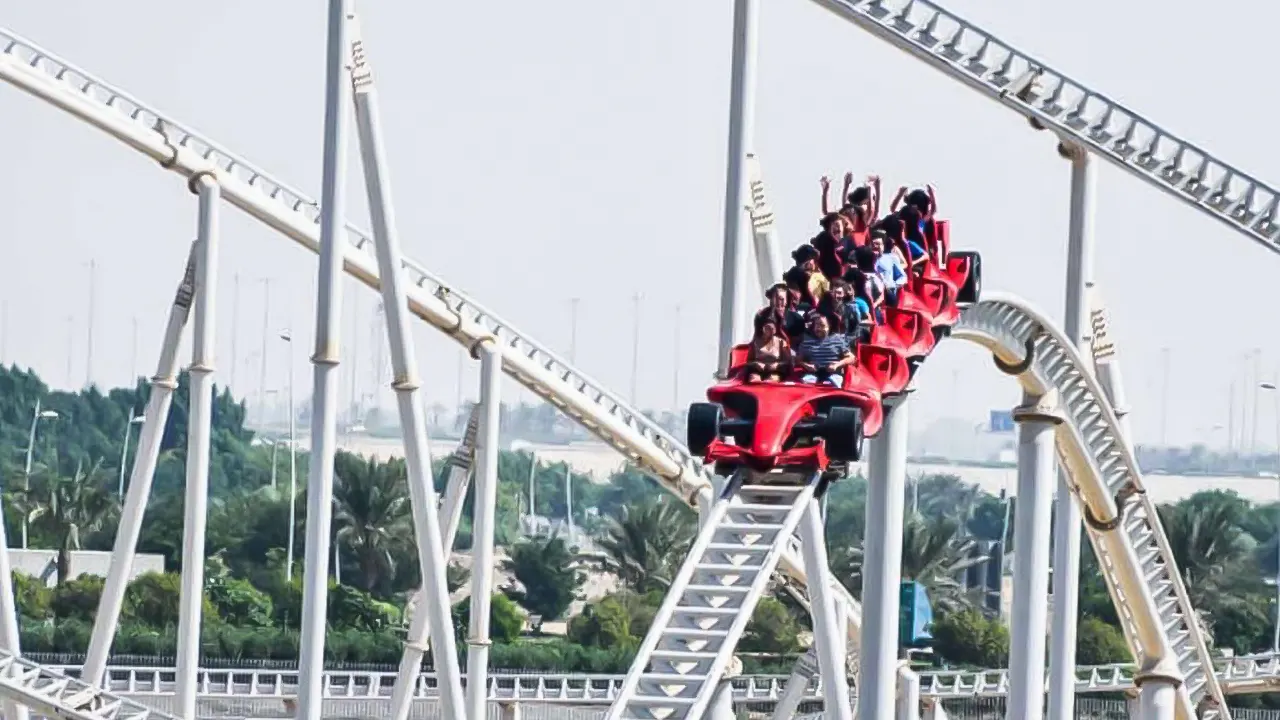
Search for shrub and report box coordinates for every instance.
[452,594,525,645]
[568,595,632,648]
[51,575,104,621]
[12,572,52,620]
[930,609,1009,668]
[1076,616,1130,665]
[123,572,218,629]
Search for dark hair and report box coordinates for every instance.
[819,212,842,231]
[899,205,925,244]
[767,282,788,300]
[876,216,903,239]
[852,246,877,273]
[791,244,820,264]
[848,186,870,205]
[906,188,930,213]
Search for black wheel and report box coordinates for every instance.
[952,251,982,305]
[687,402,724,455]
[823,406,865,462]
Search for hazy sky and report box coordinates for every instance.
[2,0,1279,452]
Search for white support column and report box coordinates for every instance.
[708,680,736,720]
[175,173,221,720]
[895,667,920,720]
[1135,676,1177,720]
[715,0,760,377]
[1124,690,1140,719]
[860,394,910,720]
[295,3,350,720]
[391,418,476,720]
[770,648,815,720]
[83,244,196,687]
[1006,391,1061,720]
[349,9,464,720]
[799,498,853,719]
[465,339,501,720]
[1048,142,1094,720]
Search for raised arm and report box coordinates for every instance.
[889,185,908,213]
[869,175,882,223]
[820,176,832,215]
[841,172,854,207]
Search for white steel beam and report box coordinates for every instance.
[1006,391,1060,720]
[295,2,351,720]
[348,8,465,719]
[716,0,760,377]
[175,173,220,720]
[1047,142,1094,720]
[84,245,196,687]
[465,339,502,720]
[860,394,910,720]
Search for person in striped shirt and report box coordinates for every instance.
[795,314,855,387]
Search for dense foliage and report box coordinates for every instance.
[3,363,1280,688]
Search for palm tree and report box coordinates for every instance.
[333,452,412,593]
[1156,493,1265,634]
[837,514,986,613]
[597,496,696,593]
[15,457,118,584]
[503,533,584,629]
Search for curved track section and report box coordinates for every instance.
[953,293,1227,719]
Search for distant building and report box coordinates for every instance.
[8,549,164,587]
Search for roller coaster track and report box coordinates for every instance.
[813,0,1280,258]
[0,20,1224,720]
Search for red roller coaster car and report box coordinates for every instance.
[687,225,981,477]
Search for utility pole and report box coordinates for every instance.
[569,298,581,364]
[230,273,241,390]
[258,278,272,426]
[1252,348,1263,460]
[672,304,682,411]
[85,259,96,388]
[1159,347,1170,447]
[65,315,74,387]
[630,293,642,405]
[130,317,139,388]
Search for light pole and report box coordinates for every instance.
[117,412,146,497]
[22,400,59,549]
[1261,381,1280,652]
[281,329,297,581]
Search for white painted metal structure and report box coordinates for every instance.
[604,474,842,720]
[34,654,1280,705]
[1,0,1278,715]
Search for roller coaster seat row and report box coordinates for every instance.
[688,214,982,477]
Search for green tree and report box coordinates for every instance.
[12,571,52,620]
[740,597,802,655]
[15,458,118,584]
[502,534,583,629]
[333,453,412,594]
[598,496,696,593]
